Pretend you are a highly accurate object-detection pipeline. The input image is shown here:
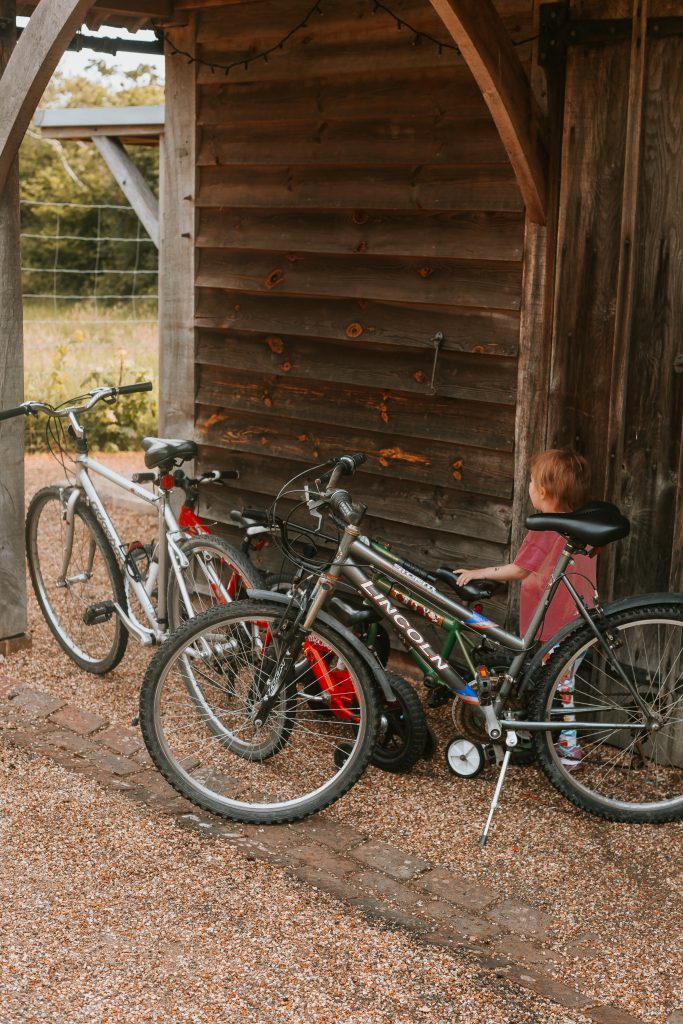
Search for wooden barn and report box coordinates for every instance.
[1,0,681,646]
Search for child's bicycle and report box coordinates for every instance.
[231,505,528,765]
[138,453,683,837]
[2,383,262,674]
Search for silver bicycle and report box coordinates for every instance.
[6,383,262,674]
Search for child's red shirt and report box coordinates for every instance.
[514,531,597,642]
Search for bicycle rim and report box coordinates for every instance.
[27,487,127,672]
[140,603,378,823]
[533,608,683,822]
[168,536,263,630]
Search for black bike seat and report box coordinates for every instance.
[526,501,630,547]
[141,437,198,470]
[434,568,498,603]
[329,597,382,628]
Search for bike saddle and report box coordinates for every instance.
[433,568,498,603]
[526,501,630,547]
[141,437,198,470]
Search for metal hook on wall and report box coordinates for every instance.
[429,331,444,394]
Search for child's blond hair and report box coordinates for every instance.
[530,449,591,510]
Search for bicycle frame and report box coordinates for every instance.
[62,452,196,645]
[300,526,651,738]
[361,538,491,681]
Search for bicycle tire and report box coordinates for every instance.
[167,535,264,630]
[26,485,128,673]
[530,602,683,823]
[371,671,428,773]
[139,600,379,824]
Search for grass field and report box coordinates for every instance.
[23,301,159,451]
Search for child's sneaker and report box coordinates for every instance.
[556,741,583,767]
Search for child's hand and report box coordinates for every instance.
[453,568,486,586]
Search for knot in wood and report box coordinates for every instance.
[266,336,285,353]
[346,322,363,339]
[265,269,284,289]
[352,210,369,225]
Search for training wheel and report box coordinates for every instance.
[445,735,485,778]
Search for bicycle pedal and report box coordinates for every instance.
[426,687,451,708]
[82,600,115,625]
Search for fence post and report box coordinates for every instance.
[0,0,30,654]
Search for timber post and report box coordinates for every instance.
[0,0,29,653]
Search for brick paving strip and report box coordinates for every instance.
[0,681,647,1024]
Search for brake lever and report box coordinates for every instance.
[303,483,325,532]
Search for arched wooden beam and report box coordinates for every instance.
[0,0,97,193]
[428,0,547,224]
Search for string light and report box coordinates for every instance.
[154,1,537,77]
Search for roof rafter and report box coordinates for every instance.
[428,0,548,224]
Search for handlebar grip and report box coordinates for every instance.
[0,405,27,422]
[328,489,356,523]
[117,381,153,395]
[335,452,367,475]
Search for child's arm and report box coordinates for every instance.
[453,562,529,587]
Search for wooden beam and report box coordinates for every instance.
[92,135,159,247]
[158,20,196,439]
[0,0,29,647]
[428,0,548,224]
[0,0,98,193]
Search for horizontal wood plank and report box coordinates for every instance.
[195,0,534,49]
[196,403,515,498]
[197,117,508,167]
[197,164,523,212]
[195,208,524,261]
[195,248,522,309]
[194,289,520,356]
[197,444,512,545]
[197,68,492,125]
[196,365,516,450]
[197,329,518,405]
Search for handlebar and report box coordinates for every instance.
[0,382,154,423]
[0,405,28,422]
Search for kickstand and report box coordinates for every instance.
[479,730,517,847]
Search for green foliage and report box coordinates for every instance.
[21,64,162,452]
[20,65,163,300]
[25,343,158,454]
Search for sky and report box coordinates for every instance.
[16,19,165,85]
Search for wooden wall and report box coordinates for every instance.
[545,0,683,595]
[188,0,535,585]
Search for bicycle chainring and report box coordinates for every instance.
[451,698,488,743]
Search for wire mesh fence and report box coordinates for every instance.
[20,199,158,325]
[20,199,159,451]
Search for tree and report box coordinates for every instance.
[19,64,163,299]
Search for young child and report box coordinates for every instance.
[454,449,596,764]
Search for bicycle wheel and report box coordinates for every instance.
[370,671,428,773]
[167,535,264,630]
[139,600,379,824]
[26,486,128,673]
[530,603,683,823]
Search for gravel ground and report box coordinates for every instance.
[1,453,681,1023]
[0,743,589,1024]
